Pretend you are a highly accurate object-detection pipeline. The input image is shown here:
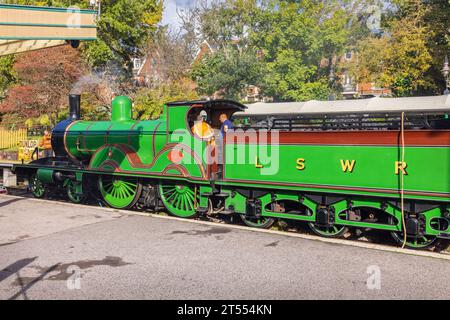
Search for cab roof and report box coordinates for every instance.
[166,99,247,111]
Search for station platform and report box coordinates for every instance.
[0,161,25,187]
[0,194,449,299]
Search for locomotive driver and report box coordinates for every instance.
[215,113,234,174]
[219,113,234,136]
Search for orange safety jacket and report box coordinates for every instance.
[191,121,214,139]
[39,134,52,150]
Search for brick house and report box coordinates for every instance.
[338,51,392,99]
[132,47,164,87]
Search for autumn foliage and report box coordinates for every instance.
[0,46,86,125]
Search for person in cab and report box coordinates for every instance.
[191,114,214,140]
[219,113,234,136]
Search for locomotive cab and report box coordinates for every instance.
[166,99,246,179]
[168,99,245,136]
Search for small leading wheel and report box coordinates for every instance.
[66,180,83,204]
[98,175,142,209]
[240,215,276,229]
[308,223,348,238]
[390,232,438,250]
[30,173,45,198]
[158,183,197,218]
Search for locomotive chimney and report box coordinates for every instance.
[69,94,81,121]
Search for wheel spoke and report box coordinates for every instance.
[391,232,437,249]
[185,195,194,211]
[123,181,137,189]
[170,193,179,206]
[162,188,176,195]
[118,187,126,199]
[67,180,82,203]
[174,194,182,209]
[183,196,189,211]
[122,187,130,198]
[179,196,185,211]
[185,192,194,202]
[111,187,118,199]
[122,183,134,195]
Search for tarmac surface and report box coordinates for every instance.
[0,194,449,300]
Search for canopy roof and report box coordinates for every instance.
[0,3,97,56]
[236,95,450,117]
[167,99,247,112]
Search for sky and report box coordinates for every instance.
[161,0,197,30]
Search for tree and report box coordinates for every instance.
[187,0,370,101]
[412,0,450,94]
[0,56,17,99]
[4,0,163,86]
[351,0,434,96]
[144,26,196,83]
[263,49,330,101]
[133,78,198,120]
[0,46,85,126]
[181,0,265,100]
[191,45,265,100]
[260,0,379,101]
[0,0,164,127]
[83,0,163,74]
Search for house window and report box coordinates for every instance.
[133,58,142,71]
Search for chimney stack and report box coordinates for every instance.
[69,94,81,121]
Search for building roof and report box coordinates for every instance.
[236,95,450,116]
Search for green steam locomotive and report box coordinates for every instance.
[13,94,450,250]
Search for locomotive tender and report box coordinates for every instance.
[13,94,450,250]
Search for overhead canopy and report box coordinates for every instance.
[0,39,67,56]
[0,3,97,56]
[236,95,450,117]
